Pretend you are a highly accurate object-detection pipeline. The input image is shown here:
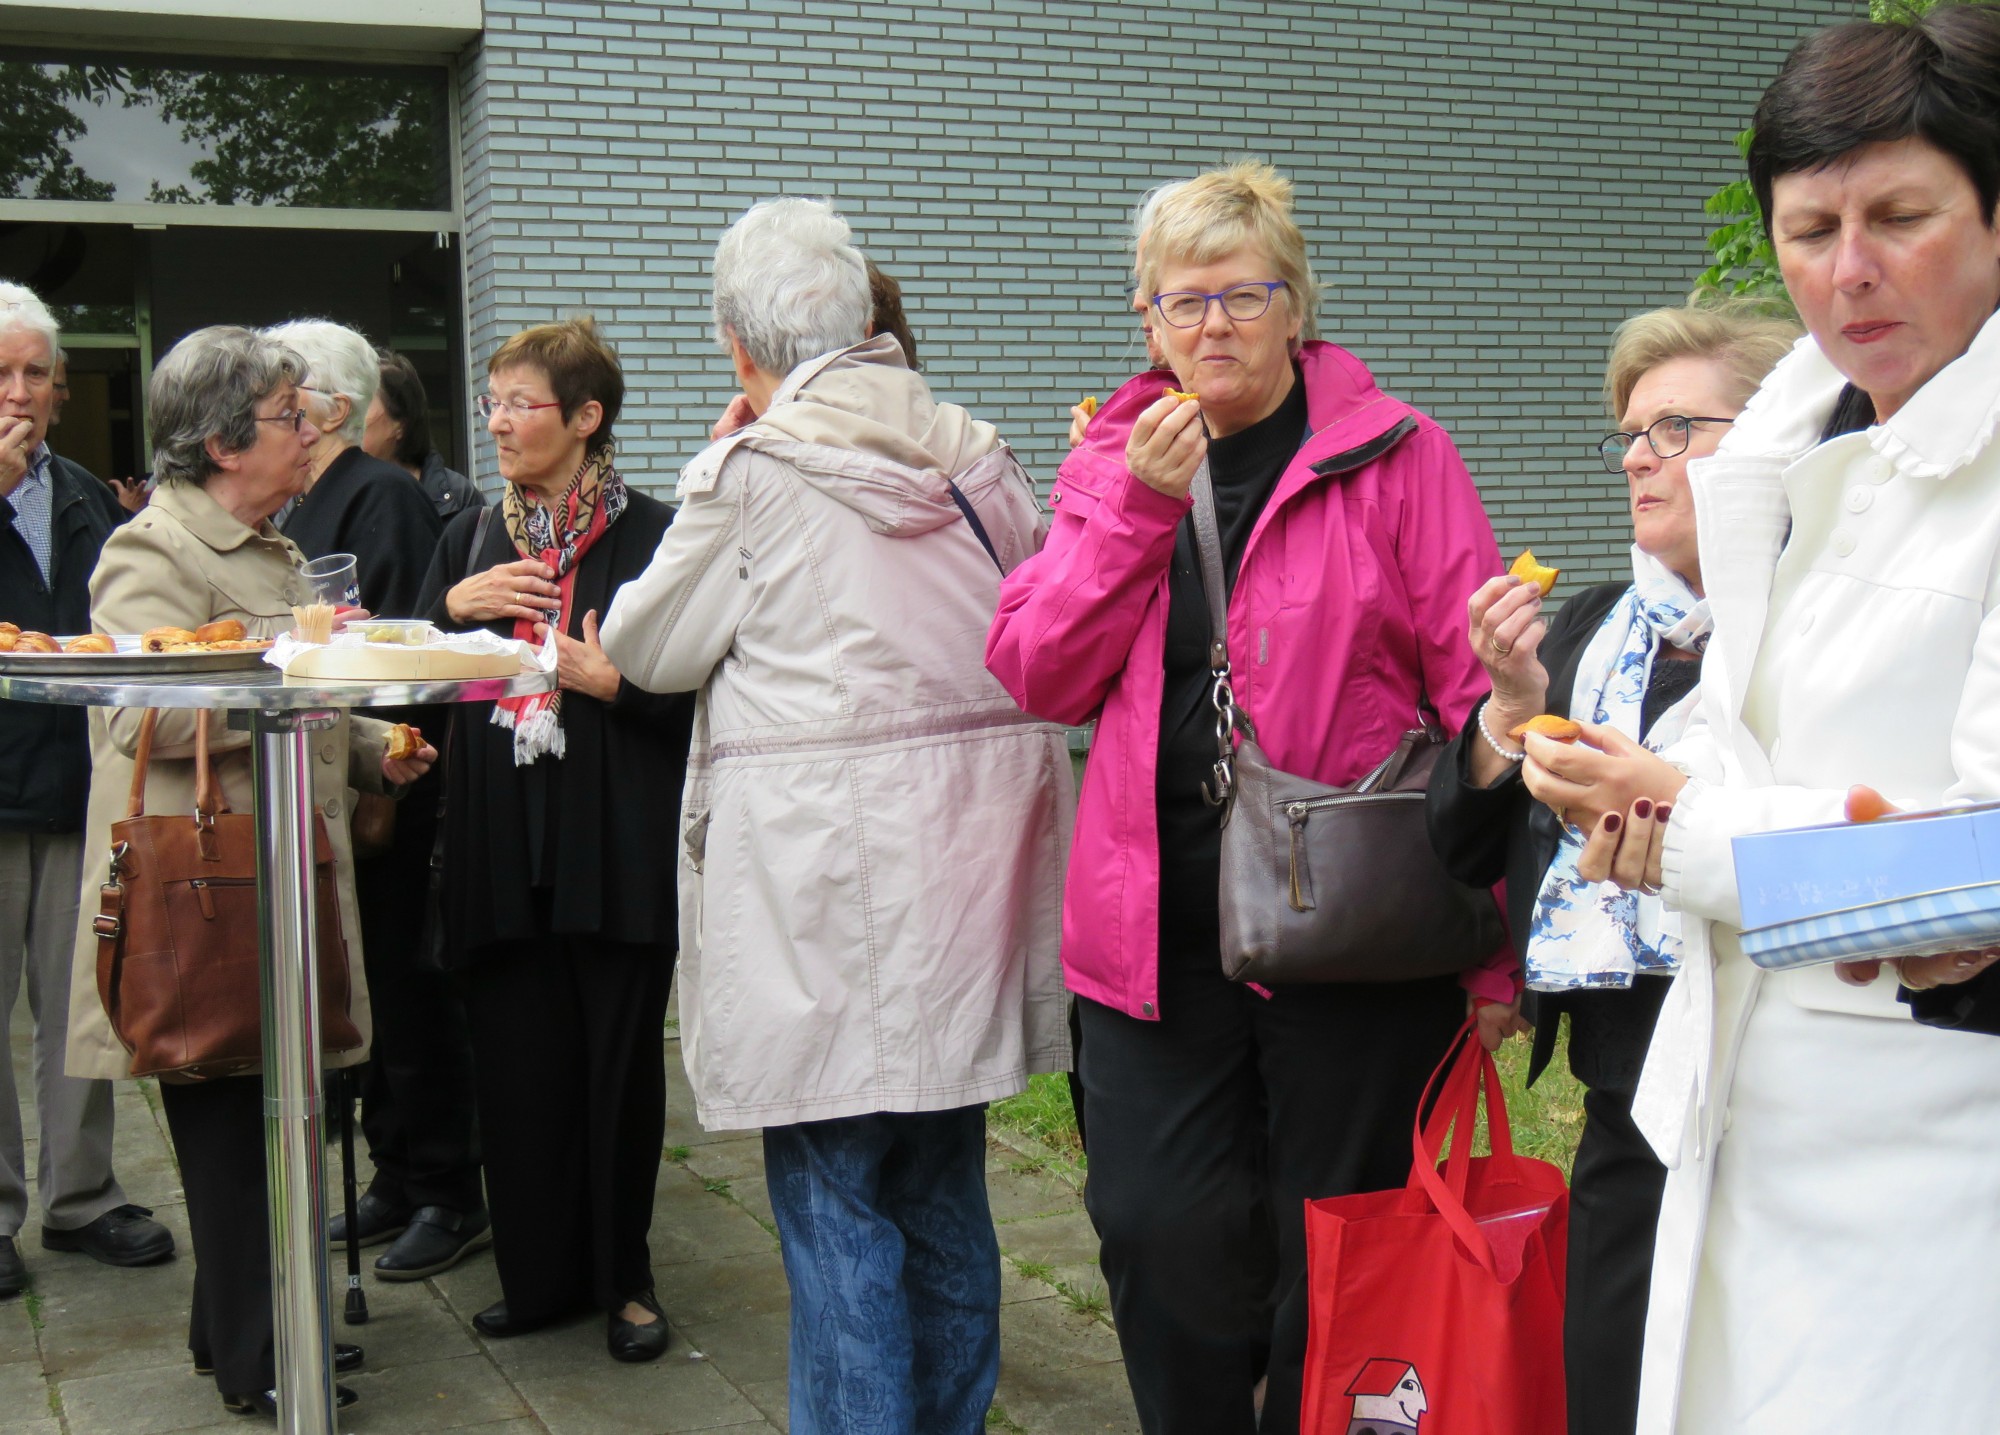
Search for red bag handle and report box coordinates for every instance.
[1408,1023,1519,1278]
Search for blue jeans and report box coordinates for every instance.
[763,1105,1001,1435]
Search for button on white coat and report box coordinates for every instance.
[1845,487,1872,513]
[1830,530,1857,558]
[1864,455,1894,485]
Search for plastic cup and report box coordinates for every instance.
[300,553,360,610]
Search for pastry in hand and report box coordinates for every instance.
[142,626,198,653]
[1078,395,1099,417]
[1509,549,1560,597]
[384,723,425,762]
[63,634,115,654]
[1163,388,1200,403]
[194,619,246,644]
[1507,714,1583,744]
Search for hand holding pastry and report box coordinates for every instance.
[1126,391,1206,500]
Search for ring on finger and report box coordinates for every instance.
[1492,638,1513,658]
[1639,881,1662,896]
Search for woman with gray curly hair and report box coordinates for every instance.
[66,325,436,1417]
[604,197,1071,1435]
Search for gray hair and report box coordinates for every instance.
[264,319,376,446]
[1130,180,1189,266]
[712,197,871,379]
[150,326,305,487]
[0,280,62,364]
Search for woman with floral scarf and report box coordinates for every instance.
[1423,300,1795,1435]
[416,317,695,1364]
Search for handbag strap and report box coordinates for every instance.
[1408,1025,1522,1278]
[945,479,1003,573]
[124,709,227,820]
[1187,463,1247,808]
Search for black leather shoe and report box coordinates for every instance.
[328,1190,410,1249]
[372,1205,492,1282]
[607,1291,670,1364]
[40,1204,175,1267]
[0,1236,25,1297]
[198,1344,361,1377]
[471,1298,569,1339]
[222,1385,357,1416]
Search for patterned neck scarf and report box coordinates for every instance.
[490,446,627,764]
[1524,546,1709,991]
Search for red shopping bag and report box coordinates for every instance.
[1300,1024,1567,1435]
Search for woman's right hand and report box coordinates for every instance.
[1125,394,1206,500]
[1467,575,1550,731]
[445,556,561,626]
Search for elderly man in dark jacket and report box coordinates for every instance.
[0,282,173,1298]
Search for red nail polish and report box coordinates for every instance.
[1656,804,1673,824]
[1634,798,1654,820]
[1603,812,1622,833]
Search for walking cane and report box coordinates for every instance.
[339,1067,369,1324]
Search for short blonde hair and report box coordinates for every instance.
[1603,298,1801,420]
[1139,161,1319,344]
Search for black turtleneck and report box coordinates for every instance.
[1154,368,1311,958]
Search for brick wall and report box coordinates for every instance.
[461,0,1859,586]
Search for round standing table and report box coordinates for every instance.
[0,664,554,1435]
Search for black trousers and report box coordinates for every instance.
[1078,950,1463,1435]
[1565,1083,1666,1435]
[460,934,673,1321]
[160,1076,275,1395]
[352,785,481,1213]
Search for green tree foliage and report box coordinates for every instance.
[0,62,123,202]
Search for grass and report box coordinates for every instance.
[988,1027,1588,1181]
[666,1145,691,1163]
[23,1289,43,1332]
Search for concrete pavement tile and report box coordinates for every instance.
[339,1297,481,1372]
[511,1352,764,1434]
[738,1378,788,1435]
[994,1354,1141,1434]
[0,1420,60,1435]
[653,1252,791,1328]
[0,1295,38,1364]
[56,1356,223,1434]
[676,1308,788,1387]
[998,1261,1053,1307]
[678,1137,765,1194]
[469,1309,607,1381]
[428,1247,505,1320]
[24,1245,189,1326]
[993,1209,1101,1272]
[0,1360,51,1421]
[648,1166,778,1267]
[35,1304,190,1380]
[335,1352,531,1431]
[984,1144,1081,1225]
[998,1294,1125,1373]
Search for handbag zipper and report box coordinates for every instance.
[1284,793,1424,913]
[188,876,254,920]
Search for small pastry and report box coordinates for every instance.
[384,723,425,762]
[1507,714,1583,744]
[13,631,58,653]
[1509,549,1560,597]
[1078,395,1099,417]
[63,634,116,654]
[0,632,15,652]
[0,622,17,637]
[142,626,198,653]
[1163,388,1200,403]
[194,618,247,644]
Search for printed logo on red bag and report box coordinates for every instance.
[1344,1358,1428,1435]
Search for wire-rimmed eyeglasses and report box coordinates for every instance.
[1151,280,1287,330]
[1596,415,1734,472]
[476,394,563,420]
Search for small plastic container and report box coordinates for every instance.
[349,620,437,647]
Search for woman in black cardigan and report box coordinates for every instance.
[415,317,693,1364]
[1424,302,1793,1435]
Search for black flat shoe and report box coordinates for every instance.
[328,1189,410,1249]
[0,1236,25,1298]
[372,1205,491,1282]
[197,1344,360,1378]
[607,1291,670,1364]
[222,1385,357,1415]
[472,1298,560,1339]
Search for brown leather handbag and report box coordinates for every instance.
[93,710,362,1081]
[1190,463,1502,984]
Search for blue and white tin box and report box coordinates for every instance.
[1732,801,2000,970]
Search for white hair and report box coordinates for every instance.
[263,319,376,446]
[0,280,62,364]
[712,197,871,379]
[1131,180,1189,265]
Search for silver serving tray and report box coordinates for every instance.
[0,636,274,677]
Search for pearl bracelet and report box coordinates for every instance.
[1476,703,1527,764]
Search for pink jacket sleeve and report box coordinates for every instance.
[1386,422,1517,1003]
[985,457,1187,726]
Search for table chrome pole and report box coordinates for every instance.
[252,709,341,1435]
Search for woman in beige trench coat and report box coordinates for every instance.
[63,326,435,1417]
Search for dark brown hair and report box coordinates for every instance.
[1749,4,2000,227]
[487,314,623,456]
[373,349,433,469]
[866,260,919,371]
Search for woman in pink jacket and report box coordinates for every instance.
[987,162,1509,1435]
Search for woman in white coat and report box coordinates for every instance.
[1521,8,2000,1431]
[600,198,1072,1435]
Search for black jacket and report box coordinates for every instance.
[1425,580,1679,1090]
[281,446,444,616]
[419,452,484,522]
[1905,968,2000,1034]
[416,491,695,961]
[0,455,124,832]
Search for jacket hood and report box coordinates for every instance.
[723,335,1008,539]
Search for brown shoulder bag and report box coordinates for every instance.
[93,709,362,1081]
[1190,461,1503,983]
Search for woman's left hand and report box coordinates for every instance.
[536,608,622,703]
[381,739,438,786]
[1472,995,1530,1052]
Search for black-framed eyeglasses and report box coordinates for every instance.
[1595,415,1734,472]
[1151,280,1287,329]
[253,407,310,432]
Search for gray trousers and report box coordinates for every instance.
[0,831,123,1237]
